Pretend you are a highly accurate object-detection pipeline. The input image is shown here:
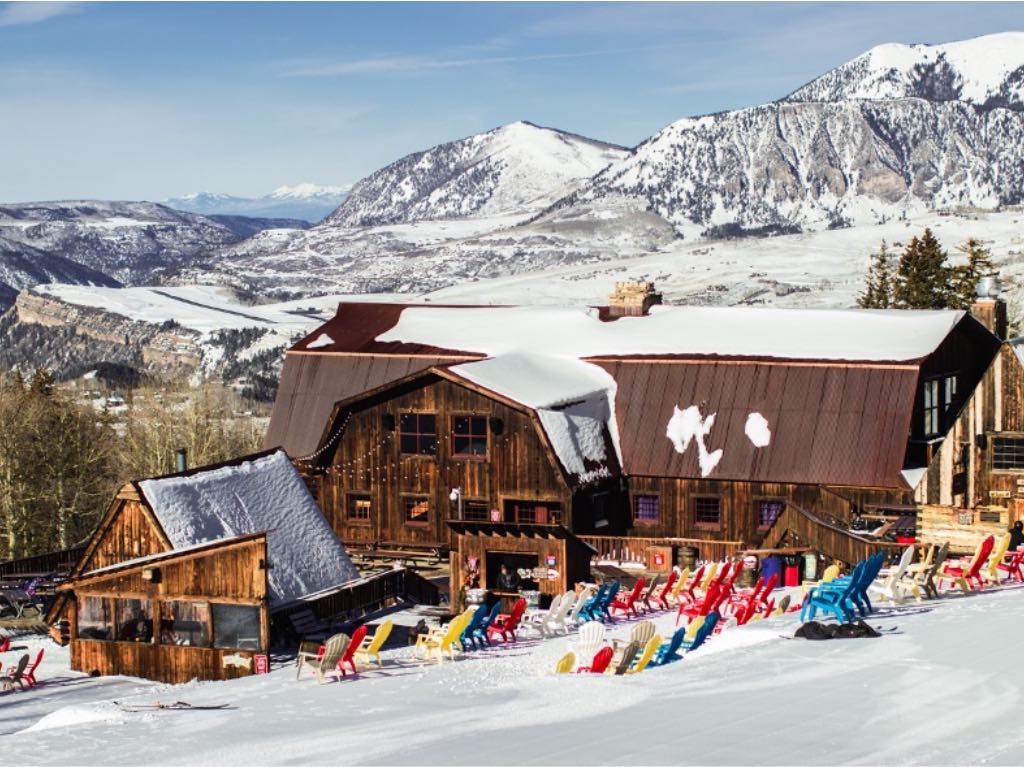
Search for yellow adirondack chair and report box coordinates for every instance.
[684,615,704,640]
[699,562,719,591]
[416,609,473,664]
[802,563,840,593]
[626,634,663,674]
[666,567,690,605]
[985,533,1013,584]
[354,619,393,669]
[553,651,576,674]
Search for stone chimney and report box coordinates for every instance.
[970,273,1008,341]
[608,281,662,318]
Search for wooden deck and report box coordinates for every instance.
[763,502,901,565]
[579,535,744,567]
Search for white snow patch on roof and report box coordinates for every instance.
[666,405,723,478]
[745,412,772,448]
[306,333,334,349]
[377,305,965,362]
[449,353,620,484]
[138,451,358,607]
[902,467,927,491]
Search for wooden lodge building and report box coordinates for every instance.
[265,282,1024,596]
[51,450,359,683]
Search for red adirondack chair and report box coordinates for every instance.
[22,648,44,687]
[337,625,367,677]
[611,577,645,618]
[0,636,10,653]
[938,535,995,592]
[676,582,727,625]
[576,645,614,674]
[998,548,1024,583]
[487,598,527,643]
[648,569,678,611]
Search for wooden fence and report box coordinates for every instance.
[274,567,440,626]
[0,544,86,578]
[578,535,744,566]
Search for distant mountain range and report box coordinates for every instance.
[165,184,350,223]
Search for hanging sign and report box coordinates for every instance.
[546,555,557,567]
[547,568,559,581]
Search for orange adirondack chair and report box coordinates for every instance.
[938,535,995,592]
[611,577,645,618]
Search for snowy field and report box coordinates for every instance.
[4,583,1024,766]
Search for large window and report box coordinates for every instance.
[115,598,153,643]
[756,499,785,530]
[923,378,941,436]
[452,416,488,458]
[505,500,562,525]
[77,596,113,640]
[404,496,430,526]
[993,437,1024,471]
[463,500,490,522]
[633,495,659,525]
[160,600,211,647]
[347,493,371,523]
[211,604,261,651]
[400,413,437,456]
[693,496,722,530]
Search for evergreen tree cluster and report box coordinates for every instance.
[857,229,993,310]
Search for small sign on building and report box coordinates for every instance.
[254,653,270,675]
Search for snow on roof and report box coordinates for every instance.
[138,451,358,607]
[376,305,966,363]
[448,353,620,485]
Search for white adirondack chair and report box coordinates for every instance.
[544,590,576,636]
[566,585,596,630]
[869,545,915,605]
[570,620,606,663]
[526,592,567,638]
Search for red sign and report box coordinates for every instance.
[254,653,269,675]
[653,552,665,566]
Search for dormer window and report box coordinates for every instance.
[923,379,941,437]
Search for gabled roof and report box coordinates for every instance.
[137,450,358,607]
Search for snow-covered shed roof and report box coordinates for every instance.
[447,353,621,486]
[138,450,358,608]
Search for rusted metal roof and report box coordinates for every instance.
[264,353,480,457]
[595,359,921,489]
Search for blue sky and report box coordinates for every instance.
[2,1,1023,202]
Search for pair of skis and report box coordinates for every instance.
[115,700,234,712]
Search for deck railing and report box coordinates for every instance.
[275,567,441,624]
[578,535,745,566]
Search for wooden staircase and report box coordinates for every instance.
[762,502,901,566]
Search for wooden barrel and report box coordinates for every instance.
[677,545,699,570]
[735,558,757,588]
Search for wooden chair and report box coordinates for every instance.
[354,620,393,669]
[296,633,350,683]
[906,542,949,600]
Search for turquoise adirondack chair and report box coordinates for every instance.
[579,584,609,623]
[460,603,491,650]
[468,602,502,648]
[801,560,867,623]
[599,581,621,622]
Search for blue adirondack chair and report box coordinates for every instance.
[460,603,491,650]
[599,581,621,622]
[681,610,719,652]
[468,602,502,648]
[801,560,867,623]
[815,552,884,618]
[651,627,687,666]
[578,583,609,623]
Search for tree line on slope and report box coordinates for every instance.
[0,372,263,561]
[858,229,994,310]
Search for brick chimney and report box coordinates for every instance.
[608,281,662,318]
[970,273,1008,341]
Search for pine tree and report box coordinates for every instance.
[857,240,894,308]
[893,228,952,309]
[950,238,994,309]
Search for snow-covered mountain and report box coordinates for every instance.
[784,32,1024,109]
[0,201,305,311]
[326,121,629,227]
[540,33,1024,240]
[166,184,350,223]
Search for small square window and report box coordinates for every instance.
[463,501,490,521]
[347,494,371,523]
[693,496,721,530]
[633,495,659,524]
[404,496,430,525]
[452,416,488,458]
[993,437,1024,471]
[756,499,785,530]
[399,413,437,456]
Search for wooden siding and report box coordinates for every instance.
[67,535,269,684]
[763,502,900,566]
[315,376,573,549]
[77,493,170,574]
[917,505,1011,554]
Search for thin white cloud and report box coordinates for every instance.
[282,46,654,77]
[0,1,81,28]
